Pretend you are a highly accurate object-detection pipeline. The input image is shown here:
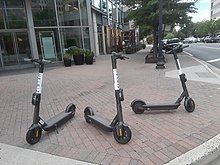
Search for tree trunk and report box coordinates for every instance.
[144,28,158,63]
[153,28,158,57]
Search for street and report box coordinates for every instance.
[184,43,220,69]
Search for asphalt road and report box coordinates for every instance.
[184,43,220,69]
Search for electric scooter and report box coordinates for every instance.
[84,52,132,144]
[24,58,76,145]
[131,45,195,114]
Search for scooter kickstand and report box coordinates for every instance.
[54,124,59,134]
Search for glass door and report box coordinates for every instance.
[0,53,3,69]
[0,31,31,67]
[0,43,3,69]
[15,32,31,63]
[0,33,18,66]
[39,31,57,60]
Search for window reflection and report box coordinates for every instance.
[32,0,57,27]
[60,28,83,49]
[92,0,108,13]
[57,0,80,26]
[93,0,101,9]
[0,0,27,29]
[82,27,91,50]
[101,0,107,12]
[108,0,112,22]
[80,0,88,26]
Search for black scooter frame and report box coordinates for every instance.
[25,58,76,144]
[84,52,132,144]
[131,45,195,114]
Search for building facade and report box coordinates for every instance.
[211,0,220,20]
[0,0,129,70]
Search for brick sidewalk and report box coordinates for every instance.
[0,49,220,165]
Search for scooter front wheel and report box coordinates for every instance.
[65,103,76,117]
[113,126,132,144]
[84,107,94,123]
[184,97,195,113]
[26,127,42,145]
[131,100,146,114]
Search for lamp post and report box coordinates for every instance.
[156,0,165,69]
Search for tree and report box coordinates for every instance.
[122,0,197,57]
[188,18,220,37]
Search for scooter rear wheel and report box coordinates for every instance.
[113,126,132,144]
[184,97,195,113]
[131,100,146,114]
[84,107,94,123]
[26,127,42,145]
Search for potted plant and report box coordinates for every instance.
[70,47,84,65]
[63,52,72,67]
[84,50,94,65]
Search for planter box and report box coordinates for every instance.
[64,59,71,67]
[73,54,84,65]
[85,56,93,65]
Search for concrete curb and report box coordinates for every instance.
[163,134,220,165]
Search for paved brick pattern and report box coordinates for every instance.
[0,49,220,165]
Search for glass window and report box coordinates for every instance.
[93,0,101,9]
[35,28,62,60]
[0,0,27,29]
[108,0,112,23]
[0,9,5,29]
[82,27,90,50]
[112,4,117,23]
[101,0,107,13]
[118,10,121,24]
[16,32,31,63]
[60,28,83,50]
[0,33,17,65]
[80,0,88,26]
[0,0,24,8]
[5,9,27,29]
[56,0,80,26]
[32,0,57,27]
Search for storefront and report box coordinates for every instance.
[0,0,126,70]
[0,0,93,70]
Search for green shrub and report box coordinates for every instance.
[146,35,153,44]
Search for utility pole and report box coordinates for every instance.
[156,0,165,69]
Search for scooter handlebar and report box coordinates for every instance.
[23,58,33,62]
[166,44,189,54]
[42,59,52,63]
[182,45,189,49]
[23,58,51,64]
[112,51,129,60]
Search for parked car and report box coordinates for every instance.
[203,36,215,43]
[183,37,197,43]
[163,38,183,53]
[213,35,220,43]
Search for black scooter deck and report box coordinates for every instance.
[44,111,73,131]
[142,103,180,110]
[88,115,113,132]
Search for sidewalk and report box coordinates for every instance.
[0,47,220,165]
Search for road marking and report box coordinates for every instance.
[199,45,220,50]
[183,51,193,56]
[207,58,220,63]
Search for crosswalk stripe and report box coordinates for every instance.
[207,58,220,63]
